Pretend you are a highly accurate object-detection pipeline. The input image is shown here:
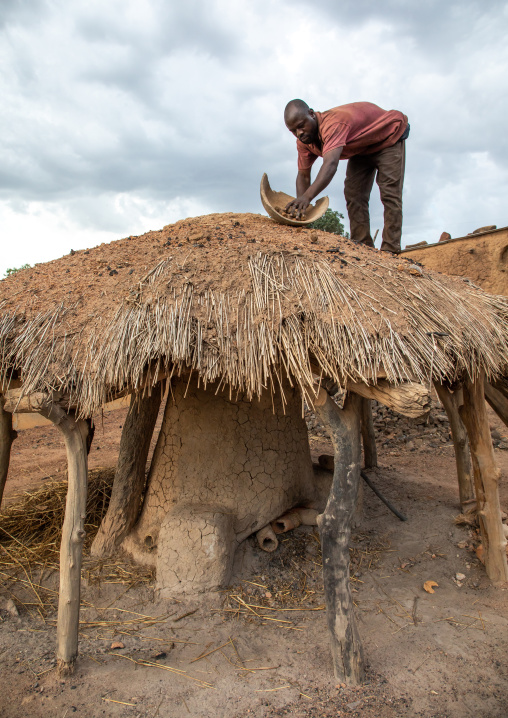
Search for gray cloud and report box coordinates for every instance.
[0,0,507,273]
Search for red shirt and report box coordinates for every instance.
[297,102,408,170]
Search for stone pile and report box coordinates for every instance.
[306,400,508,453]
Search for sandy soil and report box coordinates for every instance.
[1,401,508,718]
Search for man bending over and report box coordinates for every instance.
[284,100,409,254]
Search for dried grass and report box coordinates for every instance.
[1,215,508,417]
[218,530,389,628]
[0,468,154,615]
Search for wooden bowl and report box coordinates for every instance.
[260,173,329,227]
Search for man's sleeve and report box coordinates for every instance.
[297,141,318,171]
[321,122,349,155]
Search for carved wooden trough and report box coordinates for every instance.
[1,212,507,684]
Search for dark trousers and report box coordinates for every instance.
[344,140,406,254]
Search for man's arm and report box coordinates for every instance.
[286,147,343,218]
[296,168,311,197]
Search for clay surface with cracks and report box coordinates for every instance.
[122,375,321,595]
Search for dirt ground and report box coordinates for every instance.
[1,399,508,718]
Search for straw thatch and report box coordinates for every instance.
[1,212,507,416]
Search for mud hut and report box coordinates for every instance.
[1,212,507,684]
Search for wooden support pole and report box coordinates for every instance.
[491,377,508,401]
[313,387,364,684]
[433,382,475,509]
[460,374,508,583]
[0,396,17,508]
[360,398,378,469]
[38,402,89,673]
[347,379,429,418]
[91,386,162,558]
[485,381,508,429]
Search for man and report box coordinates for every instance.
[284,100,409,254]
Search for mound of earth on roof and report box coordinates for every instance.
[1,212,507,417]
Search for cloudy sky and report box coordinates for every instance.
[1,0,507,275]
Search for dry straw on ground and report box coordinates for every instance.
[219,530,390,628]
[0,468,154,617]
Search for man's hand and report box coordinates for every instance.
[285,194,311,219]
[287,148,343,219]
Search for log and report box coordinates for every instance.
[38,402,89,673]
[433,382,474,508]
[0,396,17,508]
[2,389,62,414]
[359,398,377,469]
[91,386,162,557]
[491,377,508,401]
[460,374,508,583]
[347,380,430,418]
[313,386,364,684]
[485,381,508,429]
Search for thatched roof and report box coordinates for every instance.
[1,212,508,416]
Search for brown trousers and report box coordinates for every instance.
[344,140,406,254]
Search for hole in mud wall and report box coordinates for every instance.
[500,245,508,267]
[144,535,154,548]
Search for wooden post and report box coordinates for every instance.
[38,402,89,673]
[460,374,508,583]
[433,382,475,509]
[91,386,162,558]
[360,398,377,469]
[485,381,508,429]
[313,387,364,684]
[0,395,17,508]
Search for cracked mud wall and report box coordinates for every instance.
[122,375,316,594]
[404,231,508,295]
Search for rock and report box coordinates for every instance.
[347,701,362,710]
[439,232,451,242]
[6,599,19,617]
[471,225,497,234]
[408,264,423,276]
[491,429,503,441]
[110,641,125,650]
[455,573,466,581]
[310,232,319,244]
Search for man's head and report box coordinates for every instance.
[284,99,318,144]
